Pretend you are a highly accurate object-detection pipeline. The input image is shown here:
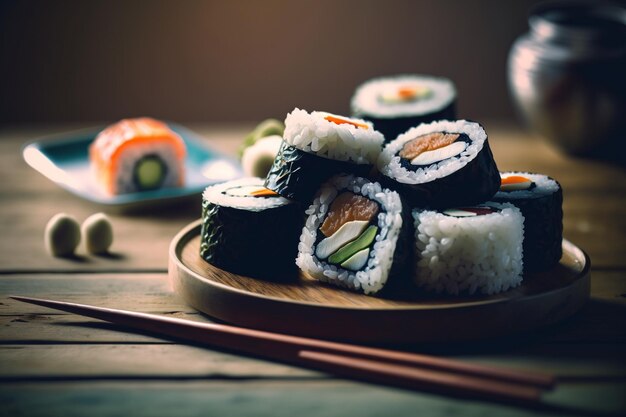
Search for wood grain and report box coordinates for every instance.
[1,380,625,417]
[0,344,318,380]
[0,273,194,315]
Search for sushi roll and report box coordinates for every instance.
[413,203,524,295]
[378,119,500,208]
[492,172,563,272]
[200,177,303,279]
[264,108,384,202]
[89,118,186,195]
[296,175,412,295]
[351,75,456,141]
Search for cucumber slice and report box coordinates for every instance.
[133,155,167,191]
[328,225,378,265]
[340,247,370,271]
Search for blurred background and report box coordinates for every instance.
[1,0,545,126]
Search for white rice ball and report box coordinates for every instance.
[45,213,81,257]
[82,213,113,254]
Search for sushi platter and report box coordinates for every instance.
[163,85,588,343]
[22,122,242,209]
[169,219,590,344]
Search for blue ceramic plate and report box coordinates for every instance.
[22,123,243,209]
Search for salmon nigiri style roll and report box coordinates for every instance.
[89,118,186,195]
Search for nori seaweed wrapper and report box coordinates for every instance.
[380,138,501,209]
[360,101,456,142]
[264,141,372,203]
[378,196,416,296]
[493,183,563,272]
[200,199,303,280]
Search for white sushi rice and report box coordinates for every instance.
[351,74,456,118]
[203,177,291,211]
[495,172,560,199]
[413,202,524,295]
[296,175,403,294]
[283,108,384,165]
[378,119,487,184]
[113,142,183,194]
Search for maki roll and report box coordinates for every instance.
[413,203,524,295]
[89,118,186,195]
[200,177,303,279]
[296,175,412,295]
[378,120,500,208]
[351,75,456,141]
[264,108,384,202]
[492,172,563,272]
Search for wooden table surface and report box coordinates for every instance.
[0,123,624,417]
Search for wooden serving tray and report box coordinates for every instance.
[169,220,590,344]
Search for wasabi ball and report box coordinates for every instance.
[241,135,283,178]
[82,213,113,254]
[45,213,81,257]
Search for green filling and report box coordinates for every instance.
[328,225,378,265]
[134,155,167,190]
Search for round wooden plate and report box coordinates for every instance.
[169,220,590,344]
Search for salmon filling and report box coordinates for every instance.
[319,192,379,237]
[399,132,461,161]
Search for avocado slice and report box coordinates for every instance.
[328,225,378,265]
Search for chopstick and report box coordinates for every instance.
[10,295,555,404]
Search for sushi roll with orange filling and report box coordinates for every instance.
[351,75,456,141]
[89,118,186,195]
[378,119,500,208]
[296,175,413,295]
[493,172,563,272]
[200,177,303,279]
[264,108,384,202]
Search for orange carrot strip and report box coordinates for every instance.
[398,87,417,99]
[501,175,531,185]
[324,115,369,130]
[250,188,279,197]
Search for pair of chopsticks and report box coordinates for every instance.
[11,295,555,405]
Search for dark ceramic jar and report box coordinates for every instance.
[508,1,626,155]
